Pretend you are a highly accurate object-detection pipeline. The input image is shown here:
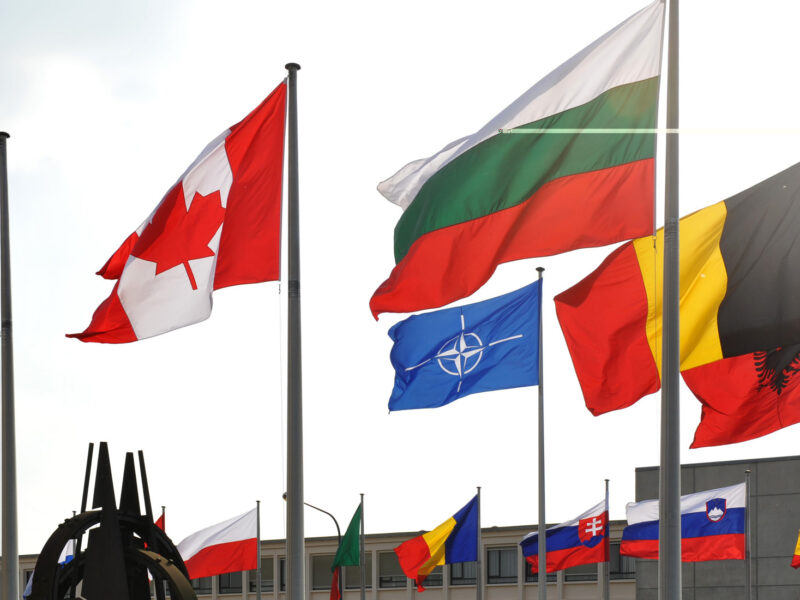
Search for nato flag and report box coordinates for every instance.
[388,280,541,411]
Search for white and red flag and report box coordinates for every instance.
[176,508,258,580]
[68,82,286,343]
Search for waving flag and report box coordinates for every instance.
[555,161,800,417]
[68,82,286,343]
[395,496,478,591]
[388,280,540,411]
[520,499,608,573]
[792,530,800,569]
[176,508,258,579]
[370,1,664,318]
[621,483,746,561]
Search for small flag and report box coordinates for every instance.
[621,483,746,561]
[23,540,75,599]
[388,280,540,411]
[68,81,286,343]
[176,508,258,579]
[330,504,362,600]
[520,499,608,573]
[792,530,800,569]
[395,495,478,591]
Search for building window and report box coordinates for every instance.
[378,551,406,588]
[523,560,556,583]
[421,566,442,588]
[218,571,242,594]
[487,547,517,584]
[564,562,597,582]
[191,577,212,595]
[312,555,336,590]
[249,556,275,592]
[280,557,286,591]
[609,543,635,580]
[450,561,477,586]
[344,553,372,589]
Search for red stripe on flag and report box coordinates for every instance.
[555,242,659,414]
[394,535,433,590]
[525,539,608,573]
[370,159,654,318]
[184,538,258,580]
[65,281,137,343]
[621,534,744,562]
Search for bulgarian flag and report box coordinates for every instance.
[68,81,286,343]
[370,1,664,318]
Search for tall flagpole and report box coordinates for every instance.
[744,470,752,600]
[0,130,19,600]
[536,266,546,600]
[359,493,366,600]
[658,0,681,598]
[257,500,263,600]
[602,479,610,600]
[476,487,482,600]
[284,62,305,600]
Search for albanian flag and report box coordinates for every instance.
[555,161,800,424]
[683,347,800,448]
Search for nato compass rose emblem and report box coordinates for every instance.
[404,313,523,392]
[706,498,727,522]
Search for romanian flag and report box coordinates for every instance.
[395,496,478,591]
[369,1,664,318]
[792,530,800,569]
[555,161,800,420]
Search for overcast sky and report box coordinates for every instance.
[2,0,800,556]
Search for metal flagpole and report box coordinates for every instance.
[360,493,366,600]
[658,0,681,598]
[744,471,752,600]
[284,62,305,600]
[602,480,610,600]
[257,500,263,600]
[536,266,546,600]
[0,130,19,600]
[476,487,482,600]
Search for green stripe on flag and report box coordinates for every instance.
[394,77,659,263]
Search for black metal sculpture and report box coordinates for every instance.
[29,442,196,600]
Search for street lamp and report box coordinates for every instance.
[283,493,343,599]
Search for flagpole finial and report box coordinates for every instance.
[536,266,544,274]
[285,63,301,72]
[0,132,8,139]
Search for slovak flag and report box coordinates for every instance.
[68,82,286,343]
[176,508,258,579]
[520,499,608,573]
[621,482,746,561]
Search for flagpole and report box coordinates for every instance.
[658,0,681,598]
[602,479,609,600]
[360,493,366,600]
[0,130,19,600]
[257,500,263,600]
[744,471,752,600]
[536,266,546,600]
[284,62,305,600]
[476,487,482,600]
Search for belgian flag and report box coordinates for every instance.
[555,162,800,429]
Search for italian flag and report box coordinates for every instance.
[370,1,664,318]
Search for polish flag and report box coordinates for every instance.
[68,81,286,343]
[176,508,258,580]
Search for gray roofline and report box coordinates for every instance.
[636,453,800,473]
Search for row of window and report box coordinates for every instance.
[196,544,635,595]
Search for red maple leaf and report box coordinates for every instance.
[132,184,226,290]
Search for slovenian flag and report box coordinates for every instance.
[621,482,746,561]
[520,499,608,573]
[395,496,478,591]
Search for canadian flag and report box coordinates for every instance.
[176,508,258,580]
[68,82,286,343]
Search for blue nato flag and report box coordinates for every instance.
[387,279,541,411]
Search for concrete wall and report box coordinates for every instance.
[634,455,800,599]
